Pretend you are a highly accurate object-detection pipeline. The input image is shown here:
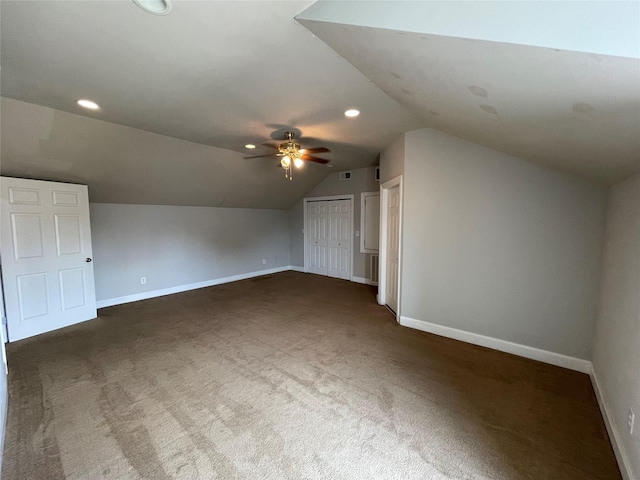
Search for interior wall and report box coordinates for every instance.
[592,173,640,479]
[90,203,291,303]
[289,166,379,280]
[379,134,404,184]
[399,128,607,360]
[289,200,305,268]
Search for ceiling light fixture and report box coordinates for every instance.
[132,0,173,15]
[76,99,100,110]
[244,144,256,149]
[278,132,303,181]
[345,109,360,118]
[243,131,330,181]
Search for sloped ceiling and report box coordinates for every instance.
[1,1,638,209]
[0,0,422,208]
[298,1,640,186]
[1,98,324,208]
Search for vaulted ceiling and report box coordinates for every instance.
[1,1,638,208]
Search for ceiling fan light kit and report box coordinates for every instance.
[244,131,330,181]
[278,131,303,180]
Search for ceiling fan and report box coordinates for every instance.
[244,131,330,180]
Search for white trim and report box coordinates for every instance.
[378,175,403,319]
[97,265,378,310]
[591,369,636,480]
[97,266,295,309]
[399,315,592,374]
[360,191,380,254]
[351,276,377,286]
[303,194,354,280]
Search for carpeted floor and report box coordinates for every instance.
[3,271,620,479]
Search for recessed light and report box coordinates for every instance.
[245,144,256,149]
[132,0,172,15]
[327,164,334,168]
[76,99,100,110]
[345,109,360,118]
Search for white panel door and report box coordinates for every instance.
[307,201,328,276]
[1,177,97,341]
[385,186,400,313]
[327,200,351,280]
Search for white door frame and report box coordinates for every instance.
[378,176,403,320]
[303,195,354,280]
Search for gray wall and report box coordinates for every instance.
[289,166,380,279]
[399,128,607,359]
[289,200,305,268]
[592,173,640,478]
[90,203,290,302]
[379,134,404,184]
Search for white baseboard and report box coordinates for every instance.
[351,276,377,286]
[399,316,630,478]
[399,316,591,374]
[590,369,635,480]
[97,266,296,309]
[97,267,381,309]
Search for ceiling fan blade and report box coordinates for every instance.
[244,154,277,159]
[301,154,329,164]
[261,143,280,149]
[301,147,330,154]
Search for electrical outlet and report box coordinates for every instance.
[628,409,635,435]
[141,277,146,285]
[355,230,360,237]
[262,259,266,265]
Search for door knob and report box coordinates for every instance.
[85,258,92,263]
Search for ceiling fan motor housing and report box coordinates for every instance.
[279,142,301,155]
[279,132,302,158]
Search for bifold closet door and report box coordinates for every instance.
[1,177,97,341]
[307,201,328,276]
[307,199,351,280]
[327,200,351,280]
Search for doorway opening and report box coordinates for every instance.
[378,176,403,321]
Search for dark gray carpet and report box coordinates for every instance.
[3,272,620,479]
